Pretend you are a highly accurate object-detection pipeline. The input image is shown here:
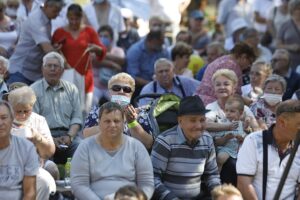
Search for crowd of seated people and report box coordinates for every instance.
[1,0,300,199]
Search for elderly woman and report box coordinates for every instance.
[71,102,154,200]
[250,74,287,130]
[205,69,260,133]
[277,0,300,69]
[0,100,39,200]
[242,61,273,104]
[84,72,153,149]
[195,43,256,105]
[8,86,56,200]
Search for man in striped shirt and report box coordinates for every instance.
[151,95,221,199]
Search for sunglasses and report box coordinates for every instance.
[111,85,132,93]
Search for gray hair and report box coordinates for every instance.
[42,52,64,68]
[263,74,287,92]
[154,58,173,71]
[207,41,226,55]
[289,0,300,15]
[98,102,124,120]
[8,86,37,107]
[0,100,14,120]
[0,56,9,69]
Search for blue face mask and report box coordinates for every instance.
[111,95,131,107]
[100,36,111,48]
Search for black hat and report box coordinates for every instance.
[178,95,209,116]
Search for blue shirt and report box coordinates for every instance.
[139,75,200,106]
[126,38,170,81]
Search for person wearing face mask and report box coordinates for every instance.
[7,85,57,200]
[52,4,106,114]
[5,0,19,20]
[83,72,154,150]
[83,0,125,44]
[92,25,125,105]
[250,74,287,130]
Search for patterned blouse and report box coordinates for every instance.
[84,105,153,137]
[250,98,276,128]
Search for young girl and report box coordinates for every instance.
[213,95,247,171]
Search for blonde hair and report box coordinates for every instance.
[8,86,37,107]
[108,72,135,93]
[251,60,272,77]
[211,184,243,200]
[212,69,238,86]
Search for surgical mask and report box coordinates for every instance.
[13,118,29,126]
[5,8,17,18]
[263,93,282,106]
[94,0,104,4]
[100,36,111,48]
[111,95,131,107]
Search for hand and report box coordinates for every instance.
[26,128,38,143]
[53,137,64,147]
[61,135,72,146]
[224,133,235,140]
[235,135,244,143]
[226,121,239,131]
[124,104,138,123]
[86,44,102,54]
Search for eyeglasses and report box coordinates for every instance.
[111,85,132,93]
[44,63,61,69]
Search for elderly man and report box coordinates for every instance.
[139,58,199,106]
[31,52,82,165]
[8,0,64,85]
[271,49,300,100]
[71,102,154,200]
[237,100,300,200]
[0,100,39,200]
[151,95,221,199]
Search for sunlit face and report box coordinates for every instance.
[42,58,64,86]
[109,81,133,99]
[178,114,206,142]
[279,113,300,141]
[99,110,124,139]
[224,102,243,122]
[0,105,13,139]
[264,81,284,95]
[67,12,82,31]
[249,64,269,88]
[155,63,174,88]
[213,75,236,99]
[13,104,32,122]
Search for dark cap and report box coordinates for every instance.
[178,95,209,116]
[189,10,204,20]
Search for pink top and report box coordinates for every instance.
[194,55,243,105]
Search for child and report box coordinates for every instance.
[213,95,246,171]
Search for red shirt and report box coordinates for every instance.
[52,26,106,92]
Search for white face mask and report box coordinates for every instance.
[13,118,29,126]
[263,93,282,106]
[5,8,17,18]
[111,95,131,107]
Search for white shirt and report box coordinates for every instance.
[237,130,300,200]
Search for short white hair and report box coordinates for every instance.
[42,52,64,68]
[154,58,173,71]
[0,56,9,69]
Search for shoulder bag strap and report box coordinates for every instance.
[262,130,268,200]
[175,76,186,97]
